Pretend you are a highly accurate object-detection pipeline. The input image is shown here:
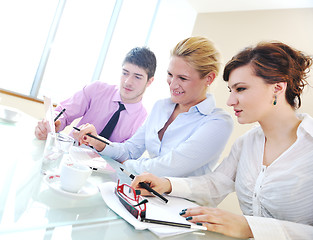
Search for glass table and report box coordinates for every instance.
[0,109,244,240]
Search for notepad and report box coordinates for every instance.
[99,182,202,238]
[69,146,115,173]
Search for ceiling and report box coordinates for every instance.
[187,0,313,13]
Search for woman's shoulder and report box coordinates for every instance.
[207,108,234,130]
[152,98,175,109]
[211,107,232,119]
[236,124,263,143]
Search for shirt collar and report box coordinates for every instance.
[193,94,216,115]
[297,113,313,138]
[112,92,143,114]
[166,94,216,116]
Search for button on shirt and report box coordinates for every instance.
[54,81,147,143]
[169,113,313,239]
[252,165,266,216]
[101,94,233,177]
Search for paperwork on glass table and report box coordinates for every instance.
[99,182,204,238]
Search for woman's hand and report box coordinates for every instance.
[130,172,172,196]
[73,123,106,151]
[181,207,253,239]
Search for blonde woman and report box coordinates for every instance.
[74,36,233,177]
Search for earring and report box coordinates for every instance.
[273,95,277,106]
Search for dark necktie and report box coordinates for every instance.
[99,101,125,139]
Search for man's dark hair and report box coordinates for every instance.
[123,47,157,80]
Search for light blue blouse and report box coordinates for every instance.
[100,94,233,177]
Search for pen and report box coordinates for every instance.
[54,108,66,122]
[73,126,111,146]
[141,218,207,230]
[120,167,168,203]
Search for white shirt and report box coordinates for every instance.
[169,113,313,239]
[100,94,233,177]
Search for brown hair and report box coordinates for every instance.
[223,41,312,109]
[123,47,157,80]
[171,36,221,79]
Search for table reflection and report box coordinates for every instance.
[0,112,122,233]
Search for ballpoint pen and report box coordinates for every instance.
[120,167,168,203]
[141,218,207,230]
[54,108,66,122]
[73,126,111,146]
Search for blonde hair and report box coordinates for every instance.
[171,36,221,79]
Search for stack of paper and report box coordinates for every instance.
[99,182,203,238]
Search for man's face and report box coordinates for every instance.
[119,63,153,103]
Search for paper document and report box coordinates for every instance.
[70,146,115,173]
[43,96,55,133]
[99,182,203,238]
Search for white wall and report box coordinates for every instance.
[192,8,313,158]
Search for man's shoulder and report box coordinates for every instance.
[89,81,118,90]
[86,81,119,97]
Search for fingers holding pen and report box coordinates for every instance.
[73,123,94,146]
[55,120,62,132]
[131,173,155,196]
[73,124,108,151]
[131,172,172,196]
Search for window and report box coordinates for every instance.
[1,0,196,112]
[38,0,117,102]
[98,0,159,87]
[0,0,59,95]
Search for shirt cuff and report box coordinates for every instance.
[99,144,122,162]
[244,215,286,240]
[167,177,192,199]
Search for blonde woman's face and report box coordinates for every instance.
[167,56,208,109]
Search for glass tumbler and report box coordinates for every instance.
[41,132,74,175]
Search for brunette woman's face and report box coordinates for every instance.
[227,65,275,124]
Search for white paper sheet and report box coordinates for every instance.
[43,96,55,133]
[99,182,202,238]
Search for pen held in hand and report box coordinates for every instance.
[120,167,168,203]
[73,126,111,146]
[54,108,66,122]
